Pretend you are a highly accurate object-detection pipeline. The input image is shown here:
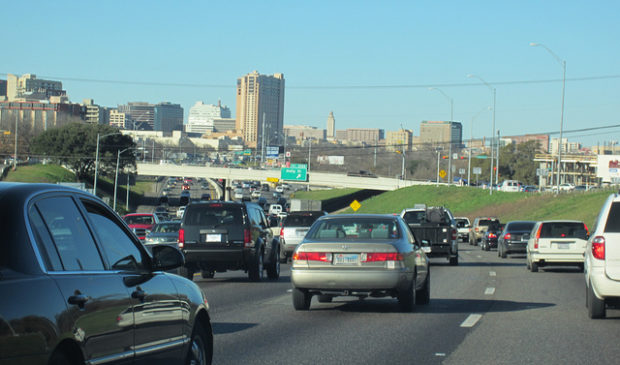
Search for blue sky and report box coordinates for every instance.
[3,0,619,146]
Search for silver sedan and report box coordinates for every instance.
[291,214,430,311]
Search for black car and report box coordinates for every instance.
[178,201,280,281]
[498,220,537,258]
[481,223,504,251]
[0,182,212,365]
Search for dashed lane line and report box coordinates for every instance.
[489,271,496,276]
[485,287,496,295]
[460,314,483,328]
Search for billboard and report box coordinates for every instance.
[597,155,620,183]
[317,155,344,165]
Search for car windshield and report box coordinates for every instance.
[153,222,180,233]
[539,222,587,239]
[402,211,426,225]
[307,218,400,240]
[455,219,469,228]
[184,205,242,227]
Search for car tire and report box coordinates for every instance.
[49,350,76,365]
[587,281,606,319]
[449,255,458,266]
[267,247,281,280]
[201,270,215,279]
[293,287,312,310]
[415,271,430,305]
[279,246,288,264]
[178,266,194,281]
[398,276,416,312]
[248,248,264,282]
[317,295,333,303]
[186,321,213,365]
[530,261,538,273]
[500,248,507,258]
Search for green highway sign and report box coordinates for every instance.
[475,155,488,159]
[290,163,307,169]
[281,167,308,181]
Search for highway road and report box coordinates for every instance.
[191,242,620,365]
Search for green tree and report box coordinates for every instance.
[497,140,542,184]
[31,123,136,181]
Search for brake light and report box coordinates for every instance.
[363,252,403,262]
[488,233,497,239]
[209,203,222,207]
[584,223,589,235]
[243,229,253,248]
[475,227,479,232]
[534,224,542,249]
[280,226,284,238]
[178,228,185,248]
[504,233,511,240]
[293,252,331,262]
[452,228,457,240]
[592,236,605,260]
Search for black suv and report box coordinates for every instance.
[178,201,280,281]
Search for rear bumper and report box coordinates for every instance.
[183,247,248,266]
[505,242,527,253]
[530,252,584,264]
[589,266,620,299]
[291,268,411,292]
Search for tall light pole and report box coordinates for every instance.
[114,147,142,211]
[94,132,122,197]
[468,107,491,186]
[468,74,496,195]
[429,87,454,184]
[530,42,566,193]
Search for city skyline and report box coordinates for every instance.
[2,1,619,147]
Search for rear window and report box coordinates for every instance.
[478,219,499,227]
[124,215,154,225]
[604,202,620,233]
[307,218,400,240]
[455,219,469,228]
[153,222,180,233]
[402,210,426,225]
[507,222,536,232]
[540,222,588,239]
[283,214,321,227]
[184,205,243,227]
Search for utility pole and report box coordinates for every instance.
[261,112,266,164]
[496,130,500,184]
[13,118,18,170]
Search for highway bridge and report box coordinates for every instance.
[137,162,436,191]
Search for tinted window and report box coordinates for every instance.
[153,222,181,233]
[455,219,469,228]
[308,218,400,240]
[284,214,321,227]
[28,206,63,271]
[402,211,426,224]
[84,201,145,271]
[507,222,536,232]
[184,205,243,227]
[604,202,620,233]
[124,215,154,225]
[540,222,587,239]
[479,219,499,227]
[34,196,104,271]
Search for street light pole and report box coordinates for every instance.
[468,107,491,187]
[429,87,454,184]
[94,131,121,197]
[530,42,566,192]
[468,74,496,195]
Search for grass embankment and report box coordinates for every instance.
[300,185,613,228]
[292,188,360,200]
[2,164,76,183]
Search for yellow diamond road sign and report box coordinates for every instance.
[350,200,361,212]
[439,169,447,178]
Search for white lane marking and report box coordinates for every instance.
[477,255,482,259]
[286,289,292,293]
[489,271,496,276]
[460,314,483,328]
[485,287,496,295]
[435,353,446,357]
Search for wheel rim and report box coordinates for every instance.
[189,334,206,365]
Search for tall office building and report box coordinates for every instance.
[236,71,285,148]
[154,102,183,132]
[419,120,462,147]
[6,74,65,101]
[187,101,231,134]
[118,102,155,130]
[327,111,335,139]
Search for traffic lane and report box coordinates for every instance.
[198,245,523,364]
[445,247,620,365]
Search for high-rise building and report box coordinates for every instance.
[187,101,231,134]
[82,99,107,125]
[6,74,65,101]
[386,129,413,152]
[118,102,155,130]
[419,120,462,147]
[327,111,335,139]
[154,102,183,132]
[284,125,326,141]
[346,128,384,144]
[109,110,127,129]
[236,71,285,148]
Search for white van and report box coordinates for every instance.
[500,180,521,192]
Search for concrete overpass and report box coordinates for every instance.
[137,162,436,191]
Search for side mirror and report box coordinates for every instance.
[151,245,185,271]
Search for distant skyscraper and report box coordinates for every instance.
[419,120,462,147]
[118,102,155,130]
[187,101,231,134]
[236,71,285,148]
[154,102,184,132]
[327,111,335,139]
[6,73,65,101]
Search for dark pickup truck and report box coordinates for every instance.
[400,205,458,265]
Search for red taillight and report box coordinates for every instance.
[293,252,331,262]
[280,226,284,238]
[584,223,590,235]
[452,228,457,240]
[592,236,605,260]
[243,229,253,248]
[178,228,185,248]
[475,227,479,232]
[489,233,497,239]
[534,224,542,249]
[504,233,512,240]
[364,252,403,262]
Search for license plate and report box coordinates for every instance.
[296,229,308,237]
[557,243,571,249]
[334,253,359,265]
[422,246,431,253]
[205,234,221,242]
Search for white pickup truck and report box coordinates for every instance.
[455,217,471,243]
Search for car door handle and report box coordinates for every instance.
[132,288,147,301]
[68,294,89,308]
